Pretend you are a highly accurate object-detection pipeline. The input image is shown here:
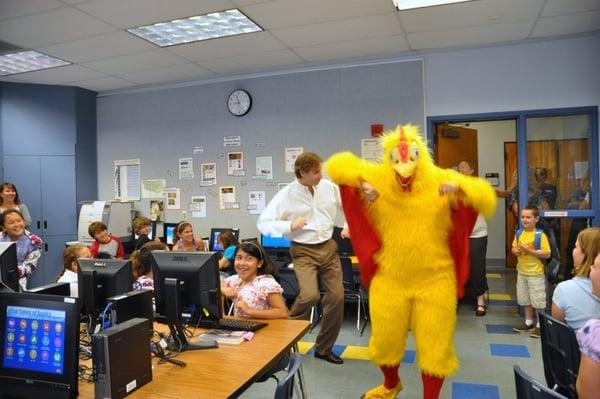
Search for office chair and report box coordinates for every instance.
[278,267,321,332]
[514,365,568,399]
[537,312,580,398]
[340,257,369,335]
[274,352,303,399]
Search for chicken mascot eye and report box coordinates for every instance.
[389,149,399,163]
[410,145,419,160]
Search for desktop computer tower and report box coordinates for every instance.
[107,289,153,326]
[92,318,152,399]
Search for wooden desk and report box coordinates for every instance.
[78,319,310,399]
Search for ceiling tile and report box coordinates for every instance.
[542,0,600,17]
[167,31,286,62]
[231,0,274,5]
[6,64,106,84]
[0,7,116,48]
[81,49,188,75]
[532,10,600,38]
[118,63,213,84]
[243,0,394,30]
[0,0,65,21]
[75,0,236,29]
[37,31,156,63]
[398,0,544,33]
[197,49,304,74]
[294,35,409,63]
[68,76,136,92]
[407,20,534,50]
[272,13,402,48]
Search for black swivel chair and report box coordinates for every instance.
[537,311,580,398]
[340,257,369,335]
[514,365,568,399]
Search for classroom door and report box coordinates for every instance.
[434,124,479,172]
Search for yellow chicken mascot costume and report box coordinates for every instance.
[326,125,496,399]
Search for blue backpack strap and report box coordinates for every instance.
[516,228,523,243]
[534,229,542,250]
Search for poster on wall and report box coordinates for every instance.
[223,135,242,147]
[361,138,383,162]
[255,156,273,179]
[150,200,164,222]
[284,147,303,173]
[189,195,207,218]
[142,179,166,198]
[219,186,238,210]
[248,191,266,215]
[179,157,194,180]
[114,159,141,200]
[200,163,217,186]
[227,152,244,176]
[165,188,181,210]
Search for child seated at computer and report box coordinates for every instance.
[132,216,153,250]
[56,244,92,297]
[131,241,169,291]
[221,242,287,319]
[218,230,240,276]
[88,221,124,259]
[172,221,206,252]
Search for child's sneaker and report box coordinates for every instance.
[513,323,535,333]
[530,327,541,338]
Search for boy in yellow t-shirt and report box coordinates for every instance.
[512,206,551,338]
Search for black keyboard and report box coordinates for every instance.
[217,319,267,332]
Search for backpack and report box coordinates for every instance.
[516,226,561,283]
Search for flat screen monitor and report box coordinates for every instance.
[0,291,79,398]
[77,259,132,316]
[28,283,71,297]
[151,251,221,351]
[209,228,240,252]
[0,242,19,292]
[133,220,157,241]
[333,226,354,256]
[261,234,291,249]
[163,223,178,246]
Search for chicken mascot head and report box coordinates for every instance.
[326,125,496,399]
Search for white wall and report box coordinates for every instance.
[423,34,600,116]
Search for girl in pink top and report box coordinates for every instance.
[221,242,288,319]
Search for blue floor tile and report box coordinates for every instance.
[402,350,415,364]
[489,343,530,358]
[331,344,346,357]
[452,382,500,399]
[488,299,518,307]
[486,324,517,334]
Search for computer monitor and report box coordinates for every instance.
[333,226,354,256]
[133,220,157,241]
[28,282,71,297]
[163,222,178,245]
[0,242,19,292]
[0,291,80,399]
[209,228,240,251]
[151,251,220,351]
[261,234,291,261]
[76,259,133,317]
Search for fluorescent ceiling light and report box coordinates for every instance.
[393,0,474,11]
[0,50,70,76]
[127,9,263,47]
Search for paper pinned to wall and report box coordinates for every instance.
[165,187,181,210]
[574,161,588,179]
[179,157,194,180]
[142,179,166,198]
[255,156,273,179]
[223,135,241,147]
[248,191,266,215]
[114,159,140,200]
[285,147,303,173]
[219,186,237,210]
[361,138,383,162]
[189,195,207,218]
[200,162,217,186]
[227,151,244,176]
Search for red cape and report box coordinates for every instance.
[339,185,477,299]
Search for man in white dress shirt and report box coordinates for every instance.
[258,152,348,364]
